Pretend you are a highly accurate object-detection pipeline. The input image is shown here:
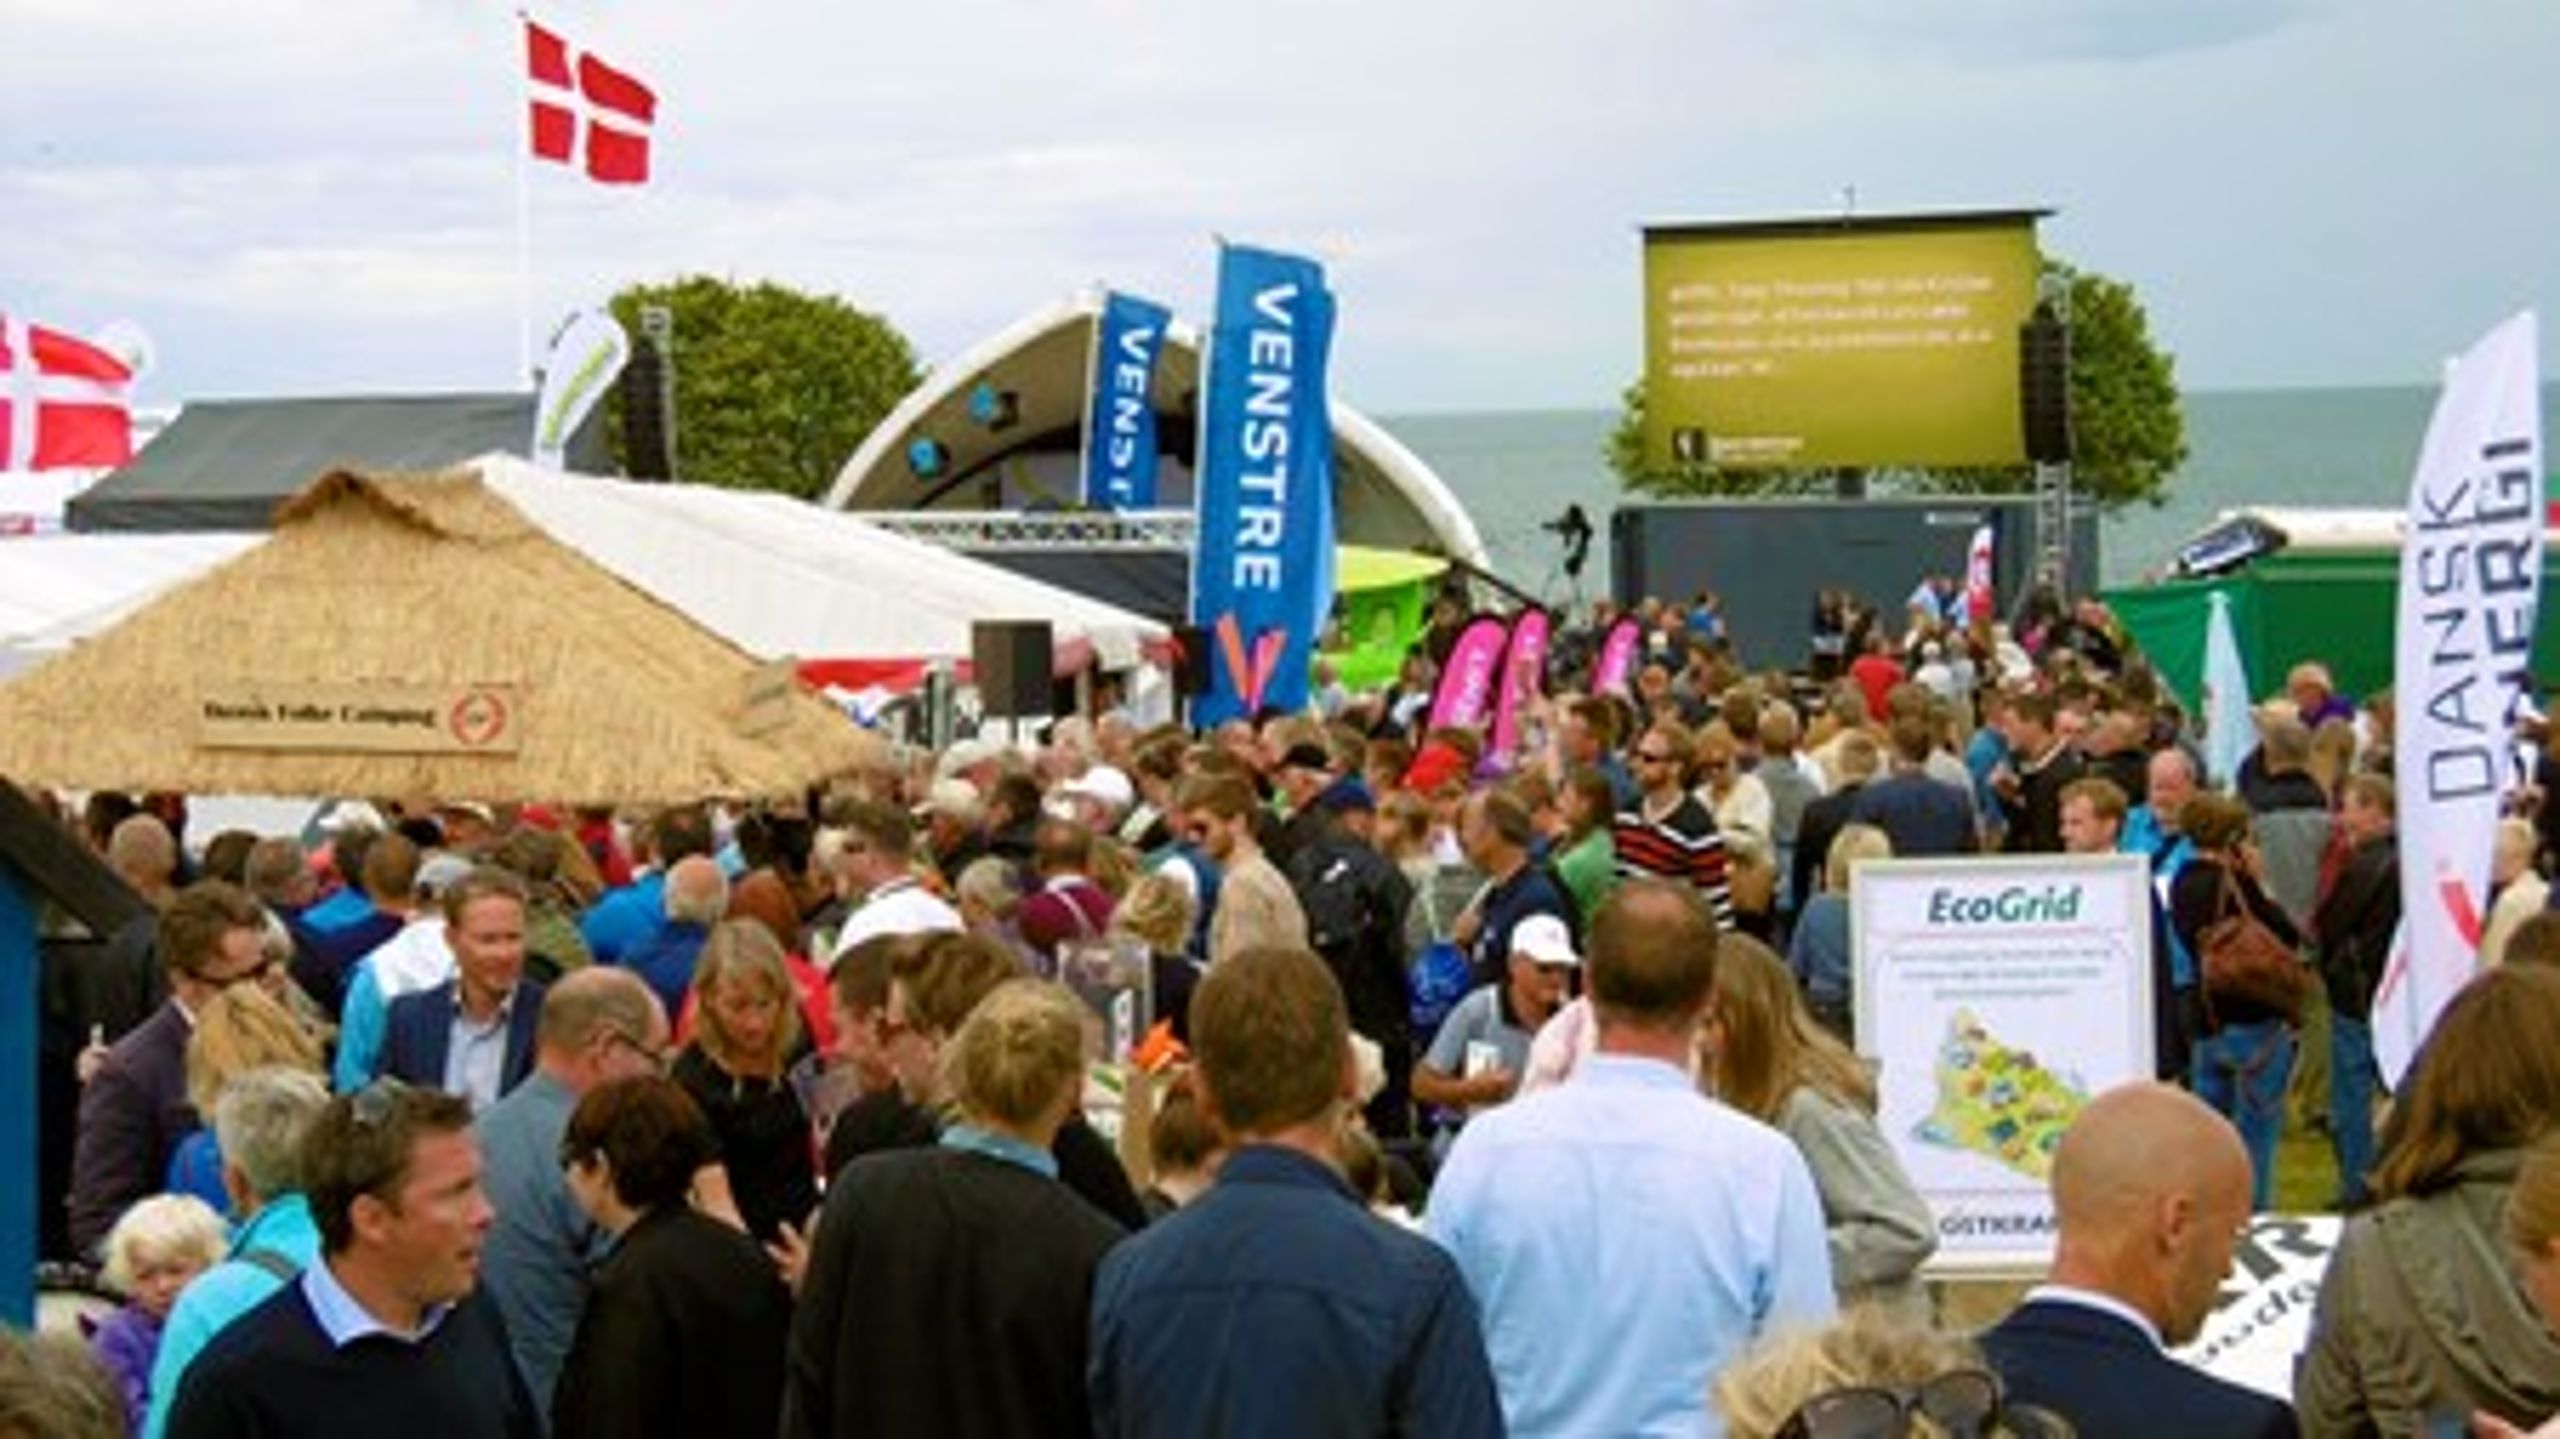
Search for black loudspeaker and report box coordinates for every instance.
[1169,625,1216,696]
[2019,310,2072,465]
[621,339,673,481]
[973,621,1053,718]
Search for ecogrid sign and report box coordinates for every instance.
[1852,854,2153,1267]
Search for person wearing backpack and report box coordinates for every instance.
[1288,781,1416,1138]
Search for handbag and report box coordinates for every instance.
[2199,864,2309,1022]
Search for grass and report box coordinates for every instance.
[2274,1121,2343,1215]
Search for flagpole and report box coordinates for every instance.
[514,8,535,387]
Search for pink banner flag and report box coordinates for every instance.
[1426,613,1510,732]
[1489,607,1552,768]
[1592,616,1643,696]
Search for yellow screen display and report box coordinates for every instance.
[1643,216,2041,470]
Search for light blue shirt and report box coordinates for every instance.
[475,1071,607,1427]
[302,1250,452,1346]
[143,1194,322,1439]
[443,995,514,1112]
[1428,1053,1835,1437]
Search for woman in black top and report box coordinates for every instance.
[2168,792,2305,1210]
[555,1075,792,1439]
[673,920,817,1245]
[783,979,1126,1439]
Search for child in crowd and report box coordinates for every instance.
[87,1193,228,1435]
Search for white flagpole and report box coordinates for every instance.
[514,8,536,387]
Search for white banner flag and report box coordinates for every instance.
[2376,311,2543,1087]
[2201,590,2254,789]
[1963,522,1996,628]
[530,308,630,469]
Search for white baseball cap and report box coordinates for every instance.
[1509,913,1581,968]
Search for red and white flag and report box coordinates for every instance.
[525,18,656,185]
[0,314,134,472]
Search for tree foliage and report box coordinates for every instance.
[603,276,922,500]
[1606,261,2188,510]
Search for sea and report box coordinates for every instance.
[1373,383,2560,602]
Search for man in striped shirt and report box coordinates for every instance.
[1612,719,1735,927]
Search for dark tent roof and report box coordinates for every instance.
[67,392,609,532]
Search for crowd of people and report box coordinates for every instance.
[12,578,2560,1437]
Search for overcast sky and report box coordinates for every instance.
[4,0,2553,414]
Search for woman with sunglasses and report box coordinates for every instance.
[1698,936,1936,1323]
[553,1074,791,1439]
[1716,1305,2067,1439]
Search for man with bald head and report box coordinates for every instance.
[1979,1082,2297,1439]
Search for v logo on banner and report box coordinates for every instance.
[1213,614,1288,714]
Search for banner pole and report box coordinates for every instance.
[513,9,536,387]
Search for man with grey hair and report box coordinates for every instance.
[142,1067,331,1439]
[621,854,728,1018]
[476,968,672,1422]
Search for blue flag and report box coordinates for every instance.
[1190,245,1336,725]
[1081,291,1173,509]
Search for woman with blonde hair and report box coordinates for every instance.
[784,980,1126,1435]
[1110,871,1201,1043]
[674,918,815,1245]
[166,983,326,1213]
[1789,824,1892,1040]
[2299,965,2560,1434]
[1716,1306,2067,1439]
[1701,935,1936,1322]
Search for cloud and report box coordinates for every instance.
[1795,0,2323,64]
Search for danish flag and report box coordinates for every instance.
[525,18,656,185]
[0,314,134,472]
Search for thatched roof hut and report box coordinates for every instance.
[0,466,878,803]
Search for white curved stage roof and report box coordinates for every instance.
[821,293,1488,568]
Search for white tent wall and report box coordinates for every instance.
[0,532,257,678]
[472,455,1165,677]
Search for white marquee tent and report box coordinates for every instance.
[0,457,1168,693]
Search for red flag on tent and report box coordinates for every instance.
[0,315,133,471]
[525,18,656,185]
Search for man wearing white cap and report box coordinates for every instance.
[1057,764,1134,834]
[1412,915,1576,1136]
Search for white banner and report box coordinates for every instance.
[2377,311,2543,1087]
[2201,589,2254,788]
[530,308,631,469]
[1852,855,2156,1266]
[2173,1215,2343,1402]
[1963,522,1995,628]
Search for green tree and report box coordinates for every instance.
[604,276,922,500]
[1606,261,2187,510]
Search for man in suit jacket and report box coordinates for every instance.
[68,881,275,1254]
[377,866,542,1111]
[1978,1082,2298,1439]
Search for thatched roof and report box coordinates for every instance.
[0,465,879,804]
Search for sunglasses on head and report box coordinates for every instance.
[1778,1369,2006,1439]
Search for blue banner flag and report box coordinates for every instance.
[1081,291,1173,509]
[1190,245,1337,725]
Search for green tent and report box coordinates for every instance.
[1323,545,1447,690]
[2106,548,2560,713]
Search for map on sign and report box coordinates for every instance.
[1911,1007,2089,1182]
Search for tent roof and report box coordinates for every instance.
[0,465,877,804]
[470,454,1166,686]
[65,393,606,533]
[1336,544,1448,594]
